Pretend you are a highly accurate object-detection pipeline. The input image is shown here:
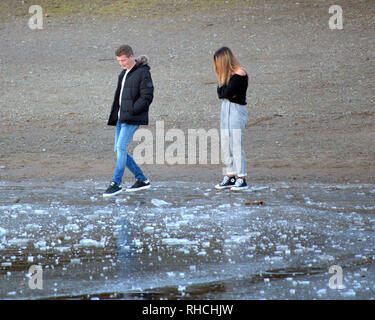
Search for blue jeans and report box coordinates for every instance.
[113,121,147,185]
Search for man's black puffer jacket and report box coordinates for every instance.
[107,55,154,126]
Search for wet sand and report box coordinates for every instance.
[0,0,374,185]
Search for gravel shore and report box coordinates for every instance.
[0,0,374,185]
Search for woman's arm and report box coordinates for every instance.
[217,75,243,99]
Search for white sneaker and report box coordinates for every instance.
[215,176,236,190]
[230,178,248,191]
[126,179,151,192]
[103,181,123,197]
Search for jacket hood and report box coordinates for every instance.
[135,55,150,67]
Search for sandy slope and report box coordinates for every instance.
[0,0,374,184]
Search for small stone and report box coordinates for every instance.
[55,234,64,241]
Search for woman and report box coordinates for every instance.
[214,47,248,190]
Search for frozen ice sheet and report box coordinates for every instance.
[0,180,374,299]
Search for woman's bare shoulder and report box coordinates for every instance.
[234,68,247,76]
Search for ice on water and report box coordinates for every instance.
[0,180,374,299]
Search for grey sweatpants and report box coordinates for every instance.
[220,99,248,177]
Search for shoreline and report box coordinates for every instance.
[1,164,374,185]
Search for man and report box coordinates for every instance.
[103,45,154,197]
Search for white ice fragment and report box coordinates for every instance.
[202,242,210,248]
[276,245,288,251]
[319,254,334,261]
[177,248,190,254]
[189,265,196,272]
[143,226,154,234]
[79,239,102,247]
[55,246,71,253]
[341,289,356,297]
[0,227,7,236]
[181,214,194,220]
[270,256,283,261]
[218,203,230,209]
[27,256,34,263]
[95,209,112,214]
[249,232,261,238]
[35,240,47,248]
[132,239,142,247]
[178,285,186,292]
[25,224,40,231]
[70,258,81,264]
[225,235,251,244]
[8,238,31,247]
[289,289,296,295]
[65,224,80,232]
[2,262,12,267]
[166,222,180,229]
[151,199,171,207]
[249,186,268,192]
[162,238,197,246]
[34,209,47,215]
[317,289,327,296]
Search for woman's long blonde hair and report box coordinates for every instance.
[214,47,241,86]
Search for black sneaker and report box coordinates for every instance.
[215,176,236,190]
[231,177,248,191]
[126,179,151,192]
[103,181,122,197]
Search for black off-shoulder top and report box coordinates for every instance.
[217,74,248,105]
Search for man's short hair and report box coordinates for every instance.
[115,45,134,57]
